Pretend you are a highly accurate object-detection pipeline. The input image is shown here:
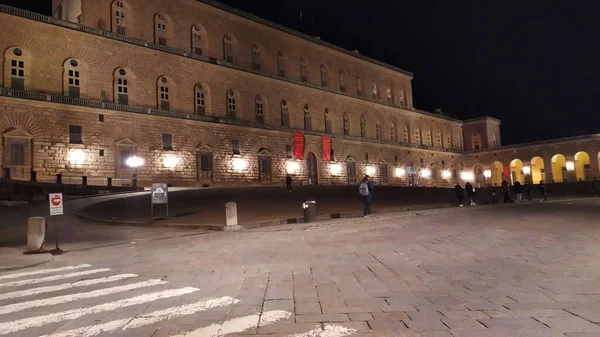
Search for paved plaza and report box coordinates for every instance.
[1,199,600,336]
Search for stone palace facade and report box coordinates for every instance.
[0,0,597,187]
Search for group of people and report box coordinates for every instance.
[455,180,548,206]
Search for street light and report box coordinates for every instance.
[420,168,432,179]
[566,161,575,171]
[483,169,492,186]
[523,165,531,175]
[441,169,452,180]
[126,155,144,188]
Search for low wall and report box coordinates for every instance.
[0,181,142,201]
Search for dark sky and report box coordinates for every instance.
[4,0,599,145]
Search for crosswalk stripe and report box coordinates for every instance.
[287,324,357,337]
[0,279,167,315]
[40,296,240,337]
[0,274,138,301]
[0,268,112,288]
[0,264,91,281]
[0,286,199,335]
[170,310,291,337]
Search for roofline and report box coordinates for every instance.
[195,0,415,77]
[463,116,502,124]
[413,109,464,124]
[468,133,600,153]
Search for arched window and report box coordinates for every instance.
[194,84,206,115]
[414,127,421,145]
[360,115,367,138]
[5,47,28,91]
[320,65,328,87]
[356,76,362,96]
[402,124,409,143]
[223,34,234,63]
[425,129,432,146]
[112,1,127,35]
[154,13,167,46]
[372,81,378,99]
[390,123,397,142]
[300,58,307,82]
[277,51,285,77]
[454,132,462,150]
[252,44,260,70]
[255,95,265,123]
[114,68,130,105]
[324,108,332,133]
[375,120,382,140]
[280,100,289,127]
[472,132,481,150]
[227,90,236,120]
[157,76,170,110]
[258,148,272,183]
[444,132,451,149]
[303,104,311,130]
[191,25,204,55]
[343,112,350,135]
[436,131,442,148]
[339,70,346,92]
[63,58,85,98]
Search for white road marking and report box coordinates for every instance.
[171,310,291,337]
[0,268,112,288]
[0,274,138,301]
[287,324,357,337]
[0,279,167,315]
[0,286,199,335]
[0,264,91,281]
[39,296,240,337]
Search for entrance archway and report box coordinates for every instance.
[551,154,566,183]
[509,159,524,184]
[530,157,545,184]
[491,161,503,186]
[307,152,318,185]
[574,151,590,181]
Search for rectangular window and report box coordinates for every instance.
[119,149,132,169]
[281,108,289,127]
[10,143,25,166]
[196,92,205,116]
[365,153,369,162]
[69,125,83,144]
[199,153,212,172]
[159,37,167,46]
[330,147,335,161]
[232,140,241,155]
[256,102,264,123]
[117,26,126,35]
[286,145,293,158]
[162,133,173,150]
[584,164,591,170]
[68,86,80,99]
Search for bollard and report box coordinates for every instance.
[107,177,112,187]
[82,176,88,186]
[30,170,37,182]
[56,173,62,184]
[3,167,10,181]
[303,200,317,223]
[24,217,47,254]
[225,202,238,227]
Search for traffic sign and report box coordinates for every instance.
[49,193,63,216]
[151,183,168,204]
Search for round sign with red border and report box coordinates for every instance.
[51,194,62,206]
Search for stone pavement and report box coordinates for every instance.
[1,199,600,336]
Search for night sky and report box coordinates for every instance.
[3,0,599,145]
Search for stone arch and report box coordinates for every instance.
[510,159,524,184]
[194,83,211,116]
[111,0,132,35]
[222,33,237,63]
[3,46,33,91]
[551,154,566,183]
[254,94,268,124]
[104,125,143,145]
[530,156,545,183]
[491,161,504,186]
[574,151,590,181]
[226,89,240,120]
[153,12,173,46]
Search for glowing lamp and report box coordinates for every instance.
[395,167,406,177]
[67,149,87,165]
[441,169,452,180]
[329,163,342,176]
[286,161,300,174]
[420,168,432,179]
[162,154,180,169]
[483,169,492,178]
[365,166,376,176]
[523,165,531,175]
[232,156,248,172]
[126,156,144,168]
[460,171,474,181]
[566,161,575,171]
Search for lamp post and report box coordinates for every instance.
[126,156,144,188]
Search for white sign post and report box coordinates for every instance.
[48,193,64,254]
[49,193,64,216]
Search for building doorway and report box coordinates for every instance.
[307,152,318,185]
[258,148,272,183]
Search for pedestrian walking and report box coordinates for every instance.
[501,180,512,203]
[359,175,374,217]
[538,180,547,201]
[285,174,293,192]
[465,182,476,206]
[454,183,465,207]
[514,181,523,202]
[524,181,533,201]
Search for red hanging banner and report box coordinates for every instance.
[293,132,305,159]
[322,136,331,161]
[503,166,510,179]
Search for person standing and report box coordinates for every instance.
[501,180,511,203]
[465,182,476,206]
[359,175,374,217]
[285,175,293,192]
[539,180,547,201]
[524,181,532,201]
[514,181,523,202]
[454,183,465,207]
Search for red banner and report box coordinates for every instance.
[322,136,331,161]
[503,166,510,179]
[293,132,304,159]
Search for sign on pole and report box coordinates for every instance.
[151,183,169,219]
[49,193,64,216]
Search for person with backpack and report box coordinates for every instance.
[359,175,374,217]
[454,183,465,207]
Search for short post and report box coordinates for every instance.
[82,176,88,186]
[107,177,112,187]
[225,202,239,229]
[3,168,10,181]
[30,170,37,182]
[56,174,62,184]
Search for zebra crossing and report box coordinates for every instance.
[0,264,357,337]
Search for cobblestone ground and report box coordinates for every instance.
[1,199,600,337]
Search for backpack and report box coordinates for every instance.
[358,182,369,196]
